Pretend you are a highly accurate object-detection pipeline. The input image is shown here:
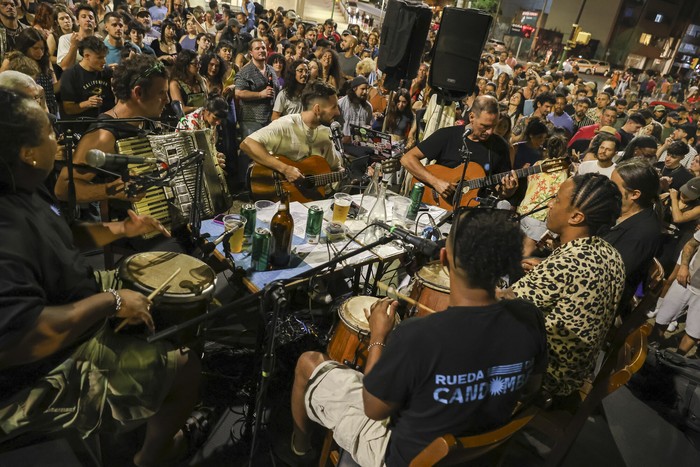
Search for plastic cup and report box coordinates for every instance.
[223,214,247,253]
[391,196,412,227]
[333,193,353,224]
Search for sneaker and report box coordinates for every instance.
[668,321,679,332]
[647,309,659,319]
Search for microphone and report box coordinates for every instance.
[202,229,235,255]
[374,221,439,257]
[330,121,344,155]
[462,125,473,139]
[86,149,158,170]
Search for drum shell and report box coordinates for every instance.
[327,296,399,371]
[407,262,450,318]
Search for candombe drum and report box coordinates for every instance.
[327,296,399,370]
[407,262,450,318]
[118,252,216,344]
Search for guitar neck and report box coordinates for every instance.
[466,164,543,190]
[306,170,345,187]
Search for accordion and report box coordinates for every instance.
[116,129,232,237]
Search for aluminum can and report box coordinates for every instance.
[241,203,257,239]
[407,183,425,220]
[305,205,323,243]
[251,228,271,272]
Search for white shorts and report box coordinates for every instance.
[305,361,391,467]
[655,280,700,339]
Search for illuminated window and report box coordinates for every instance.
[640,33,652,46]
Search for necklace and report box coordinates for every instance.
[301,118,317,157]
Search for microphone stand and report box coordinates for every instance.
[451,128,472,209]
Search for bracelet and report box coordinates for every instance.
[106,288,121,317]
[367,342,386,351]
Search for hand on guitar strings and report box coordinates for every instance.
[497,170,519,197]
[282,164,304,183]
[433,179,456,199]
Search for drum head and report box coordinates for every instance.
[119,252,216,300]
[416,262,450,292]
[338,296,378,333]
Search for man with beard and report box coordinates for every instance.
[571,96,595,130]
[240,80,343,183]
[337,33,359,81]
[0,0,27,56]
[103,12,140,66]
[337,75,372,144]
[401,95,519,202]
[234,37,279,190]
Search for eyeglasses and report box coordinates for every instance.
[129,61,166,88]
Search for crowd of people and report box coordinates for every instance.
[2,0,700,465]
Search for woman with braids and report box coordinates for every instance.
[604,158,663,315]
[0,88,200,467]
[169,49,208,114]
[508,173,626,409]
[289,209,547,465]
[271,58,308,121]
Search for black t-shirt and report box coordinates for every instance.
[0,187,99,398]
[417,125,512,176]
[59,63,115,119]
[655,162,694,191]
[603,208,663,314]
[363,300,547,466]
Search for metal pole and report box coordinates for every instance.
[557,0,587,70]
[530,0,551,59]
[379,0,386,28]
[330,0,335,21]
[516,37,523,60]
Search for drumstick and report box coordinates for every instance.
[114,268,182,333]
[375,282,436,315]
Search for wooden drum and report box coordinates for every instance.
[327,296,399,371]
[407,262,450,318]
[118,251,216,344]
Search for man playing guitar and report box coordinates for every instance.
[240,80,343,185]
[401,95,519,204]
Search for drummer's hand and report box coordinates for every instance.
[216,152,226,169]
[365,297,398,341]
[114,289,155,332]
[121,209,171,238]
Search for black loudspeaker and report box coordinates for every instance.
[429,8,492,99]
[377,0,433,91]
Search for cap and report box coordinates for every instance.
[136,8,151,17]
[350,75,368,89]
[285,10,297,20]
[681,177,700,201]
[654,105,666,112]
[341,30,351,36]
[668,111,680,119]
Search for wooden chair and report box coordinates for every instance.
[528,322,652,467]
[319,405,539,467]
[409,404,539,467]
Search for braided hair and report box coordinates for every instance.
[570,173,622,236]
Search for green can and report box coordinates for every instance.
[305,205,323,243]
[251,228,271,271]
[241,203,257,239]
[407,182,424,220]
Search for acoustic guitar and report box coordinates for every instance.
[248,155,347,203]
[412,157,569,209]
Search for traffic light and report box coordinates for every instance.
[522,25,534,39]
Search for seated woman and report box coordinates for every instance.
[0,89,200,467]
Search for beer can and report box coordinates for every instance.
[407,183,424,221]
[305,205,323,243]
[251,228,271,272]
[241,203,257,239]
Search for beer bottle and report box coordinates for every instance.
[270,191,294,268]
